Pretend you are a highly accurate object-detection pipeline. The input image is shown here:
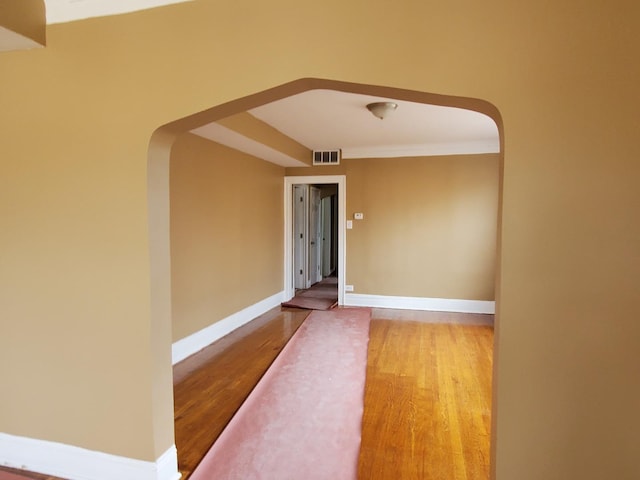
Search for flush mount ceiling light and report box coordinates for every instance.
[366,101,398,120]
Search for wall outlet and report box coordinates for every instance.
[345,284,354,292]
[346,220,353,229]
[354,212,364,220]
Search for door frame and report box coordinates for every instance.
[284,175,346,305]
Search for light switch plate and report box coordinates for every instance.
[346,220,353,229]
[354,212,364,220]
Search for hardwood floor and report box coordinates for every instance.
[1,306,493,480]
[358,309,494,480]
[0,466,65,480]
[173,307,310,478]
[175,306,493,479]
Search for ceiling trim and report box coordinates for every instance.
[342,140,500,159]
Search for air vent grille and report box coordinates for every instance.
[313,150,341,165]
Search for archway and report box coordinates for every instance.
[147,77,504,473]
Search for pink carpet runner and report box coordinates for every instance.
[190,308,371,480]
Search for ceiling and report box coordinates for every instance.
[252,90,499,159]
[44,0,193,24]
[192,89,500,167]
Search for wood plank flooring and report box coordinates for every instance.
[0,467,63,480]
[358,309,494,480]
[173,307,310,478]
[176,306,493,479]
[1,306,493,480]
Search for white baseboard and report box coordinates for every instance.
[344,293,495,314]
[172,291,286,365]
[0,433,180,480]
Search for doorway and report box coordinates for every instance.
[284,175,346,305]
[292,183,338,290]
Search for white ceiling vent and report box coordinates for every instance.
[313,150,341,166]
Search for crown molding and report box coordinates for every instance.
[342,140,500,159]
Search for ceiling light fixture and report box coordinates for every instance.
[366,101,398,120]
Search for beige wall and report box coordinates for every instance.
[171,138,497,335]
[0,1,638,478]
[348,155,498,299]
[170,134,284,341]
[289,154,499,300]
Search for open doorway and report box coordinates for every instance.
[292,183,338,289]
[284,182,340,311]
[284,175,346,305]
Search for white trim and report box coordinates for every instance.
[284,175,346,306]
[344,293,495,314]
[155,447,181,480]
[0,433,180,480]
[172,291,285,365]
[342,140,499,159]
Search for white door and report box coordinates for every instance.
[308,186,322,286]
[293,184,308,289]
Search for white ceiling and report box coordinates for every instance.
[44,0,193,24]
[251,90,499,159]
[193,89,500,167]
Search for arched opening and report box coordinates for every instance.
[148,78,504,477]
